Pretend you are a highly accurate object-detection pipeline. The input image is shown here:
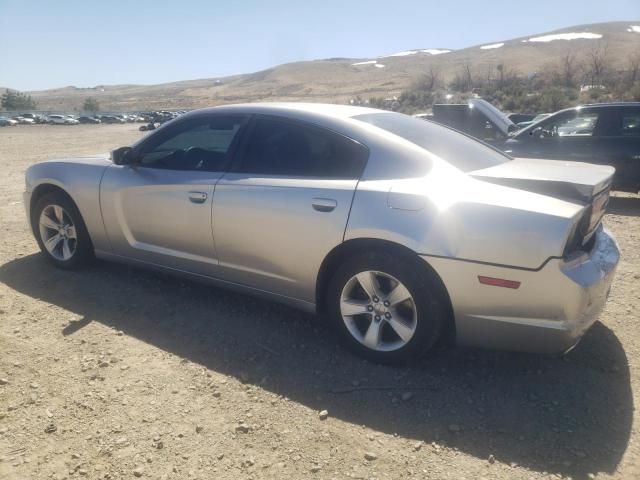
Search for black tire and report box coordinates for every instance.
[326,250,447,364]
[32,191,94,269]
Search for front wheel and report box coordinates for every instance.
[32,192,93,269]
[327,250,447,364]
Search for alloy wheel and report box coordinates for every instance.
[38,204,77,261]
[340,270,418,352]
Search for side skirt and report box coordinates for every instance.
[94,250,318,314]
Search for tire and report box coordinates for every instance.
[327,250,447,364]
[32,191,94,269]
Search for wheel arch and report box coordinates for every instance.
[316,238,456,343]
[29,183,93,249]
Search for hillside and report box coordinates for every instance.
[12,21,640,112]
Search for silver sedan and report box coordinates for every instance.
[23,103,619,363]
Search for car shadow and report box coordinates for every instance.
[0,255,632,479]
[608,196,640,216]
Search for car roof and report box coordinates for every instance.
[184,102,386,120]
[580,102,640,108]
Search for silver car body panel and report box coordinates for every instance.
[212,173,358,303]
[24,156,112,252]
[100,165,222,277]
[426,225,619,353]
[471,157,614,201]
[23,103,620,354]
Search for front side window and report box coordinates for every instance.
[138,115,246,171]
[236,116,368,178]
[537,110,600,138]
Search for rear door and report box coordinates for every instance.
[591,106,640,191]
[212,115,368,303]
[100,114,248,276]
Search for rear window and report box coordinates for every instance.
[353,112,511,172]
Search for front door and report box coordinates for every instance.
[100,114,248,276]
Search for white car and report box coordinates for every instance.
[48,115,79,125]
[12,116,36,125]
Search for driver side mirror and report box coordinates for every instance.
[111,146,137,165]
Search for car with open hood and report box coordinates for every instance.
[502,103,640,193]
[23,103,619,363]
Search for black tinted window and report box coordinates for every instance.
[537,109,599,137]
[139,115,246,171]
[621,108,640,137]
[237,117,368,178]
[354,112,510,172]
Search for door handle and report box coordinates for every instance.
[188,191,207,204]
[311,198,337,212]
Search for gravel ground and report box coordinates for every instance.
[0,124,638,480]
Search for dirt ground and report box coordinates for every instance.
[0,124,639,480]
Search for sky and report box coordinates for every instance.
[1,0,638,91]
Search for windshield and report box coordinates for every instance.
[353,112,512,172]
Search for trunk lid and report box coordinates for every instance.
[470,157,614,251]
[469,157,614,204]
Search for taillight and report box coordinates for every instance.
[563,188,609,256]
[587,189,609,234]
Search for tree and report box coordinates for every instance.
[583,43,610,87]
[1,89,36,110]
[413,65,441,92]
[560,53,578,88]
[83,97,100,112]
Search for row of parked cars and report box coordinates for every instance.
[421,99,640,193]
[0,110,188,127]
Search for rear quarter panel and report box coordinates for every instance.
[345,163,584,270]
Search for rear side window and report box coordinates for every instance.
[236,116,368,178]
[354,112,511,172]
[621,108,640,137]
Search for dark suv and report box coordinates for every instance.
[502,103,640,193]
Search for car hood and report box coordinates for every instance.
[41,154,112,166]
[469,157,614,203]
[469,99,517,136]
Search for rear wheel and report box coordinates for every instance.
[33,192,93,269]
[327,250,447,364]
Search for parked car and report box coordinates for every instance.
[501,103,640,193]
[47,114,79,125]
[21,113,47,124]
[12,116,35,125]
[23,103,619,363]
[0,116,18,126]
[78,116,101,124]
[99,115,126,124]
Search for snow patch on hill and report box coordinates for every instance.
[352,60,385,68]
[524,32,602,42]
[480,42,504,50]
[387,50,419,57]
[383,49,451,57]
[421,49,451,55]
